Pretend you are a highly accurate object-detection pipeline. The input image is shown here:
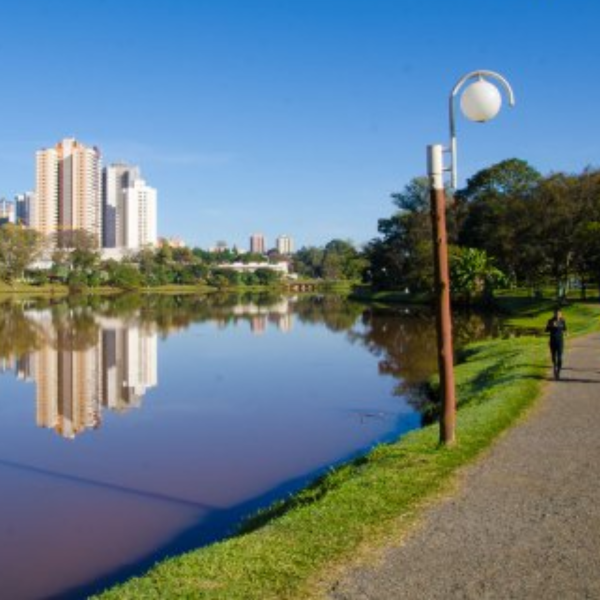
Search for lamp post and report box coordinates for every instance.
[429,70,515,445]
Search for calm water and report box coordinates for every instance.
[0,294,504,599]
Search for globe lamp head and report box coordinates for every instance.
[460,78,502,122]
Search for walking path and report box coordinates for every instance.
[329,332,600,599]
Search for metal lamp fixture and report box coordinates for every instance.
[448,70,516,189]
[428,69,516,445]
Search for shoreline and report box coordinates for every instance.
[93,300,600,599]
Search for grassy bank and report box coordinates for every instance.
[96,301,599,600]
[0,281,68,295]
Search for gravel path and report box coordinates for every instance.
[329,332,600,599]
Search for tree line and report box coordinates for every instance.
[1,157,599,298]
[365,159,600,301]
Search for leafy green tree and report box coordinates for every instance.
[293,246,324,278]
[0,224,43,283]
[110,263,143,289]
[253,267,281,286]
[458,159,542,282]
[321,239,362,280]
[450,247,507,304]
[240,252,267,264]
[365,177,434,291]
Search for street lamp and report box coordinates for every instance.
[428,70,515,445]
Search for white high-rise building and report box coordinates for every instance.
[103,164,156,250]
[102,163,140,248]
[276,235,294,255]
[0,198,16,223]
[123,179,157,249]
[33,138,102,246]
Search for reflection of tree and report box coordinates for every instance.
[293,295,364,332]
[50,308,100,351]
[0,299,43,359]
[348,307,507,418]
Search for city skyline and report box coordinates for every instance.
[0,1,598,250]
[29,137,158,251]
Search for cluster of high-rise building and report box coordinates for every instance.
[1,137,157,251]
[249,233,294,255]
[0,137,301,257]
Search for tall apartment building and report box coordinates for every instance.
[32,138,102,246]
[0,198,16,224]
[14,192,34,226]
[123,178,157,249]
[102,163,140,247]
[103,164,157,250]
[250,233,266,254]
[276,234,294,255]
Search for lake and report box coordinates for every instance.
[0,293,504,599]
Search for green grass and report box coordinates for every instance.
[0,281,68,295]
[96,300,600,600]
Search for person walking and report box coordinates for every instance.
[545,308,567,379]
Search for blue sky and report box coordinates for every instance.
[0,0,598,250]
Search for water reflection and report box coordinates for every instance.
[0,295,303,440]
[0,293,505,599]
[2,307,158,439]
[0,296,504,440]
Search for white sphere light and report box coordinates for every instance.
[460,78,502,122]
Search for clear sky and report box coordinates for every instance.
[0,0,598,250]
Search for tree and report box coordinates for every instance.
[253,267,281,286]
[293,246,324,278]
[58,229,101,272]
[0,224,43,283]
[321,239,365,281]
[450,247,507,304]
[457,158,542,202]
[108,262,143,290]
[458,159,542,283]
[365,177,435,291]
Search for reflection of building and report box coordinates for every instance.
[16,355,34,381]
[102,322,158,410]
[15,311,158,439]
[250,315,267,335]
[35,338,102,439]
[232,299,294,334]
[0,357,15,373]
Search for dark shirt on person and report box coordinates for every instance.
[545,317,567,343]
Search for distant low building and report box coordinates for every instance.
[218,261,289,275]
[210,241,230,253]
[158,236,186,249]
